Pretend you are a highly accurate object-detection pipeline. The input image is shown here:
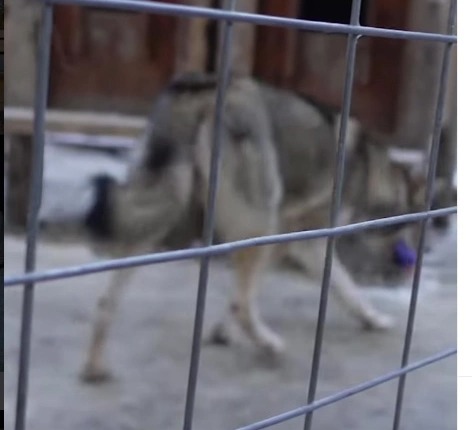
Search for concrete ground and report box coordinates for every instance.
[4,143,457,430]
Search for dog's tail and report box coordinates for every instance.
[84,141,198,249]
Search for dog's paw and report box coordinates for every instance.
[205,322,232,347]
[362,313,395,331]
[260,332,286,357]
[80,365,114,384]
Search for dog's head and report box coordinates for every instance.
[337,136,435,286]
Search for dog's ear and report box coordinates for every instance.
[402,169,456,230]
[386,147,427,211]
[392,162,453,213]
[362,139,404,207]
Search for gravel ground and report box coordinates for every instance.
[4,143,457,430]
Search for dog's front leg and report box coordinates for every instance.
[328,253,394,330]
[288,240,394,330]
[81,267,135,383]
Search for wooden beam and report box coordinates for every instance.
[4,107,147,137]
[4,107,146,229]
[253,0,300,87]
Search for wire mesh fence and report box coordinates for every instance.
[3,1,457,430]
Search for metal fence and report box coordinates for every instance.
[3,0,458,430]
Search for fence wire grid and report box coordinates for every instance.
[4,1,458,430]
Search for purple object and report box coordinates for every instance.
[393,239,417,268]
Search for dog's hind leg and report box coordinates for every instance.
[81,267,135,383]
[210,245,285,355]
[287,240,394,330]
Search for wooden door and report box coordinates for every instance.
[49,1,180,114]
[254,0,411,133]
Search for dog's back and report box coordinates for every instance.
[106,73,283,248]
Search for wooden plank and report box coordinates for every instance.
[4,107,147,229]
[49,3,178,113]
[227,0,257,75]
[175,0,213,73]
[253,0,300,87]
[4,107,147,137]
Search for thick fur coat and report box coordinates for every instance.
[80,73,426,382]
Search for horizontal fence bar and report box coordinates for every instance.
[45,0,457,44]
[236,347,456,430]
[4,207,456,287]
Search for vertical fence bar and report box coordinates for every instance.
[303,2,363,429]
[391,1,457,429]
[182,1,237,429]
[14,4,54,430]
